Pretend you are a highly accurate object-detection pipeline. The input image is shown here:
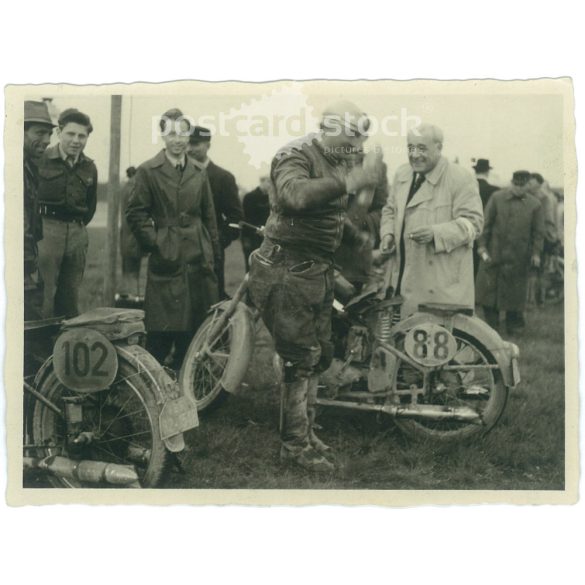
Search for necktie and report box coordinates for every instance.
[67,156,76,168]
[176,162,183,172]
[407,173,425,204]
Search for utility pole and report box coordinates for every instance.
[103,95,122,306]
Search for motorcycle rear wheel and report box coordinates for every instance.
[180,309,231,412]
[31,359,167,488]
[393,329,508,443]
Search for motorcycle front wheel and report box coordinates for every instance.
[392,329,509,443]
[180,309,231,412]
[31,358,167,488]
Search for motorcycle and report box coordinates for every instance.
[179,224,520,444]
[23,307,199,488]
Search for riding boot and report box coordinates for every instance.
[307,375,334,457]
[279,376,334,472]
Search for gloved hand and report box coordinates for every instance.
[531,254,541,269]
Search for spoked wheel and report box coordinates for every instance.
[31,360,167,488]
[393,329,508,443]
[180,309,231,412]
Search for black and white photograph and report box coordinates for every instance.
[4,79,576,504]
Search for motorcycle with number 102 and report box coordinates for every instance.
[24,308,198,488]
[179,223,521,444]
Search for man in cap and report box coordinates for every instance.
[23,100,55,320]
[246,99,381,472]
[380,123,484,318]
[37,108,97,318]
[472,158,499,276]
[475,170,544,335]
[188,126,243,298]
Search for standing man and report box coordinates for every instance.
[380,123,484,318]
[247,100,381,472]
[241,176,271,271]
[476,171,544,335]
[188,126,243,298]
[472,158,499,277]
[526,172,559,304]
[37,108,97,318]
[126,109,220,369]
[23,101,55,320]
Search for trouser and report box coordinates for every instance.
[24,270,44,321]
[120,255,142,296]
[146,331,192,369]
[214,246,227,299]
[37,217,88,318]
[247,240,335,452]
[483,306,525,332]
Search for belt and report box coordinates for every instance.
[39,205,84,224]
[157,214,199,228]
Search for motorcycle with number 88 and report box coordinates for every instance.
[179,239,521,444]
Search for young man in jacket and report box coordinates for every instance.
[247,100,381,472]
[37,108,97,318]
[126,109,220,368]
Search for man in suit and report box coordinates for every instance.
[188,126,243,298]
[241,176,271,271]
[37,108,97,318]
[472,158,499,277]
[380,123,484,318]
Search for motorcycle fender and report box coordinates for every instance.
[116,345,199,450]
[391,312,517,387]
[216,301,255,394]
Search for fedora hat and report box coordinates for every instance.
[24,100,55,127]
[472,158,492,173]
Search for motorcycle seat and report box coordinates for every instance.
[62,307,146,341]
[418,302,474,317]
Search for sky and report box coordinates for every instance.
[31,86,565,192]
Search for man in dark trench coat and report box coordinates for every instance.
[475,170,545,335]
[126,109,220,368]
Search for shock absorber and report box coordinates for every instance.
[376,309,393,344]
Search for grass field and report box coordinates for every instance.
[81,227,565,490]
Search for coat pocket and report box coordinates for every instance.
[150,227,182,275]
[38,167,66,205]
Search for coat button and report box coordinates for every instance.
[429,289,434,293]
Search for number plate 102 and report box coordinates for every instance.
[53,328,118,392]
[404,323,457,367]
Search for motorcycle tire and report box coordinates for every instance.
[393,329,509,443]
[180,309,231,413]
[31,357,168,488]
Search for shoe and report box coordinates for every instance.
[310,431,334,457]
[280,445,335,473]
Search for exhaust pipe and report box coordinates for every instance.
[316,399,483,424]
[38,455,141,487]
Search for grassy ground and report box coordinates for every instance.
[81,227,565,490]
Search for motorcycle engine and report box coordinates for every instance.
[345,326,371,363]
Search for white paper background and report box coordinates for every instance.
[1,1,582,583]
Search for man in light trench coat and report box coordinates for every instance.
[380,124,484,318]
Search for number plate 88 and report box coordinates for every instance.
[404,323,457,366]
[53,327,118,392]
